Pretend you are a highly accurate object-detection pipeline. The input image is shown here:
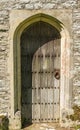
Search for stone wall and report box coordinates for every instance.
[72,9,80,106]
[0,9,10,114]
[0,0,80,125]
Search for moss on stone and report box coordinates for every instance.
[74,125,80,130]
[0,116,9,130]
[67,105,80,121]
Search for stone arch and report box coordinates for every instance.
[9,12,72,129]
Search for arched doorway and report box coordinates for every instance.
[9,12,72,129]
[21,21,61,126]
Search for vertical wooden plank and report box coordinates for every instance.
[47,40,54,122]
[53,39,60,122]
[33,104,40,122]
[36,50,41,122]
[48,104,54,122]
[41,88,48,122]
[48,89,54,122]
[40,43,48,122]
[32,54,35,122]
[32,52,41,122]
[54,86,60,120]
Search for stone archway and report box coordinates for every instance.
[9,11,72,129]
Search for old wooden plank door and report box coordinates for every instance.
[32,39,60,123]
[21,21,61,124]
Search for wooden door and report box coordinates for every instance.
[21,21,61,125]
[32,39,60,123]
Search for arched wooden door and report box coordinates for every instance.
[32,39,60,123]
[21,21,61,125]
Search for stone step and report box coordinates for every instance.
[23,123,74,130]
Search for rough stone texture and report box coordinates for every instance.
[72,9,80,106]
[0,8,10,115]
[0,0,80,129]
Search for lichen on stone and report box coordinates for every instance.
[67,105,80,122]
